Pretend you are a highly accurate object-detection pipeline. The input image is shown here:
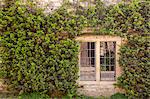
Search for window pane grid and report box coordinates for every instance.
[79,41,117,81]
[80,58,95,67]
[80,42,96,81]
[100,41,116,81]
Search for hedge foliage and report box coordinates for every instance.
[118,34,150,98]
[0,0,149,98]
[103,1,150,98]
[0,1,85,96]
[76,0,150,98]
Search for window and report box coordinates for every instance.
[77,35,121,82]
[80,42,96,81]
[100,41,116,81]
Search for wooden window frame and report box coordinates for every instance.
[76,35,122,84]
[80,42,96,81]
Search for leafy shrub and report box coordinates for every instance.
[62,95,105,99]
[18,92,50,99]
[0,0,149,98]
[117,35,150,98]
[82,0,149,98]
[101,0,150,36]
[0,1,85,96]
[107,1,150,98]
[110,93,128,99]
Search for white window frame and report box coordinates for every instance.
[76,35,122,84]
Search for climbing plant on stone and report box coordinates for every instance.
[75,0,150,98]
[0,0,149,98]
[0,1,85,96]
[103,1,150,98]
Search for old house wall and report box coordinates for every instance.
[0,0,124,96]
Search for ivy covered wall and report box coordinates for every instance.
[78,0,150,98]
[77,0,149,98]
[0,0,149,98]
[0,0,85,96]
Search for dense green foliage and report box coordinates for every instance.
[102,1,149,98]
[105,1,150,98]
[18,92,50,99]
[0,1,85,96]
[76,0,106,28]
[110,93,128,99]
[0,92,125,99]
[0,0,149,98]
[77,0,150,98]
[102,0,150,36]
[117,35,149,98]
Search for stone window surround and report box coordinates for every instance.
[76,35,122,84]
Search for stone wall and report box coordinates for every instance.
[78,81,119,96]
[0,79,7,93]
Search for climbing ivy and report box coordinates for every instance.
[0,0,149,98]
[0,1,85,96]
[117,34,150,98]
[76,0,150,98]
[100,1,150,98]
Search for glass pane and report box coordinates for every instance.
[80,42,96,81]
[91,42,95,49]
[100,41,116,81]
[91,50,95,57]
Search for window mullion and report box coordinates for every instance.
[96,41,100,81]
[115,41,121,79]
